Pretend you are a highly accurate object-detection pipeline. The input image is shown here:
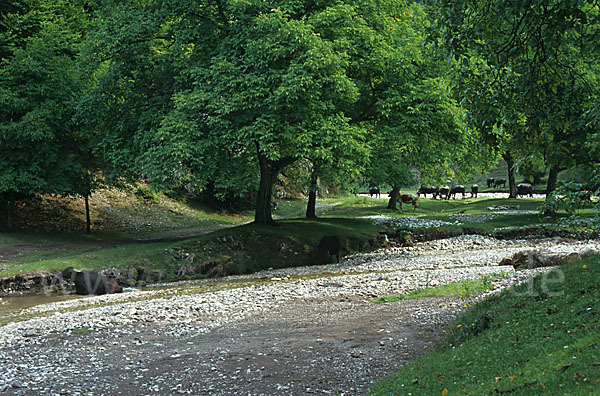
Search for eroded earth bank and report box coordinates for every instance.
[1,235,599,395]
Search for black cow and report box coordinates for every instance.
[494,178,506,188]
[447,185,466,200]
[417,185,439,199]
[471,184,479,198]
[61,267,123,295]
[369,187,380,198]
[318,236,341,263]
[516,183,534,198]
[486,177,495,188]
[438,185,450,200]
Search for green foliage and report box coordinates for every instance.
[432,0,600,195]
[0,0,90,197]
[0,0,105,233]
[76,0,482,222]
[369,255,600,396]
[134,185,160,205]
[517,154,547,184]
[354,3,479,188]
[1,0,597,227]
[543,181,600,232]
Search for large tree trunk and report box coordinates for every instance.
[84,193,91,234]
[502,151,517,198]
[254,144,295,224]
[306,191,317,218]
[387,186,399,210]
[546,165,562,198]
[255,157,277,224]
[306,169,318,219]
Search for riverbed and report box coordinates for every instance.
[0,235,597,395]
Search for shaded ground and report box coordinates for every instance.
[1,295,466,396]
[0,224,234,272]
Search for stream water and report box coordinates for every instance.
[0,277,272,323]
[0,294,82,315]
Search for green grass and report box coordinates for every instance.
[372,275,505,303]
[276,195,542,218]
[1,194,594,281]
[369,256,600,396]
[71,326,95,335]
[0,240,177,278]
[0,216,383,280]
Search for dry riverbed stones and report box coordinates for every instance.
[0,235,598,395]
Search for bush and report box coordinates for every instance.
[542,181,600,233]
[134,185,160,204]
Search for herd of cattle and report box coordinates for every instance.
[368,178,535,208]
[367,187,420,210]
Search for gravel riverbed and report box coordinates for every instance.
[0,235,598,395]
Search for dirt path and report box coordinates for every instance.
[114,296,465,396]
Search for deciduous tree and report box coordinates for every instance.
[432,0,600,198]
[0,0,93,230]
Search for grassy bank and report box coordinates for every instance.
[0,217,383,282]
[369,256,600,396]
[1,193,594,283]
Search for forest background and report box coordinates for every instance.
[1,0,599,230]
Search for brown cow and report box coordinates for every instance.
[398,193,419,211]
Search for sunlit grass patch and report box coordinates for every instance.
[71,326,95,335]
[372,274,505,303]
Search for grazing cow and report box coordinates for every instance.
[417,185,439,199]
[369,187,380,198]
[398,193,419,211]
[494,178,506,188]
[516,183,534,198]
[438,185,450,200]
[61,267,123,295]
[447,185,466,200]
[471,184,479,198]
[318,236,341,263]
[486,177,495,188]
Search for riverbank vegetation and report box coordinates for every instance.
[369,253,600,395]
[1,188,596,284]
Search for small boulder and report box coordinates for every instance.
[501,249,587,270]
[318,236,341,263]
[61,267,123,295]
[509,251,539,270]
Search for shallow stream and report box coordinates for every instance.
[0,294,80,315]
